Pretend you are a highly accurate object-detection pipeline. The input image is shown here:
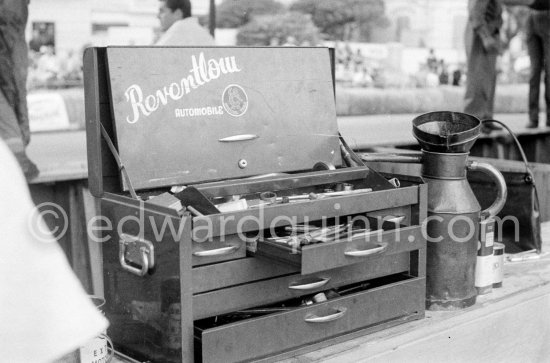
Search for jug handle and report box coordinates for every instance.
[467,161,508,219]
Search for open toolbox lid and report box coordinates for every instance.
[97,46,342,192]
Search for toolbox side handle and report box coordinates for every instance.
[288,277,331,290]
[193,245,239,257]
[344,243,388,257]
[304,307,347,323]
[119,234,155,277]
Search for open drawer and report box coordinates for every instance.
[189,168,417,238]
[255,224,424,275]
[195,273,425,363]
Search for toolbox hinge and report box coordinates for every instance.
[100,123,139,199]
[339,132,365,167]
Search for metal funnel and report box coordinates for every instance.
[412,111,481,153]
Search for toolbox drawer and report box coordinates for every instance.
[193,251,413,319]
[191,234,246,266]
[256,225,423,275]
[195,274,425,363]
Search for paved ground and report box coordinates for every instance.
[27,112,547,184]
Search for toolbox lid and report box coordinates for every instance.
[105,46,342,191]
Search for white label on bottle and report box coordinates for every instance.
[475,255,494,286]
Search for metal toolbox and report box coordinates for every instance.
[84,46,427,363]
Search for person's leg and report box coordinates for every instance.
[465,26,489,118]
[526,14,542,127]
[0,1,36,180]
[464,26,500,132]
[486,51,498,119]
[545,71,550,126]
[12,32,30,145]
[480,50,501,133]
[537,12,550,126]
[0,90,38,180]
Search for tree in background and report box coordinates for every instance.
[290,0,389,41]
[237,11,321,46]
[216,0,285,28]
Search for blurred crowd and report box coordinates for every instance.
[333,43,467,89]
[27,45,84,90]
[334,42,381,88]
[414,49,466,88]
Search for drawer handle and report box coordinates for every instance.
[304,308,347,323]
[218,134,259,142]
[193,245,239,257]
[344,243,388,257]
[288,277,331,290]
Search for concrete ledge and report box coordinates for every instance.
[336,84,541,116]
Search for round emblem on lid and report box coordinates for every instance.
[222,84,248,117]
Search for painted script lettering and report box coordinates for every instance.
[124,52,241,124]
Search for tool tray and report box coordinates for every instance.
[84,46,427,363]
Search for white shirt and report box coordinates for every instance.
[0,140,108,363]
[155,17,215,46]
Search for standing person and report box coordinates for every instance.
[452,67,463,86]
[156,0,215,46]
[427,48,438,73]
[439,60,450,85]
[464,0,535,133]
[525,0,550,128]
[0,0,38,180]
[464,0,505,133]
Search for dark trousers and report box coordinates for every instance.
[0,1,30,151]
[464,23,499,120]
[526,10,550,124]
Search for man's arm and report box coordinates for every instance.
[469,0,501,52]
[469,0,492,30]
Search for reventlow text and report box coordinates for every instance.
[124,52,241,124]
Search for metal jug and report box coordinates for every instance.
[362,112,508,310]
[414,112,507,309]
